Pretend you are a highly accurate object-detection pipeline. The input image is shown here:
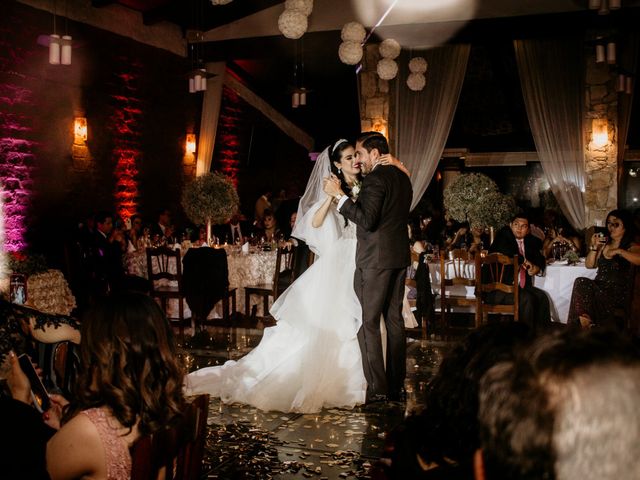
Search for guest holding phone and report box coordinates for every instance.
[5,293,185,480]
[568,209,640,329]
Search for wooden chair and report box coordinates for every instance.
[475,253,519,326]
[131,394,210,480]
[440,249,477,329]
[146,247,188,336]
[244,246,297,319]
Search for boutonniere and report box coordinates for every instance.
[351,181,362,198]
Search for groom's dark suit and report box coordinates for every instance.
[340,165,412,401]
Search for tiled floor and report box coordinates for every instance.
[180,322,450,479]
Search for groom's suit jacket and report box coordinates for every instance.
[340,165,412,269]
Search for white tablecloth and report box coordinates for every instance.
[535,261,597,323]
[427,260,598,323]
[125,247,277,317]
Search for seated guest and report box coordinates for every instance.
[468,225,490,257]
[6,293,185,480]
[476,328,640,480]
[487,213,551,331]
[445,221,473,250]
[380,323,531,479]
[0,302,80,478]
[568,209,640,329]
[125,214,143,252]
[255,209,280,242]
[150,207,175,243]
[541,209,582,259]
[214,212,251,245]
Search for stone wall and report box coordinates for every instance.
[358,44,394,148]
[584,46,618,226]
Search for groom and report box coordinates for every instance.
[324,132,412,402]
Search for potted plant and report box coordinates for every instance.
[181,173,240,245]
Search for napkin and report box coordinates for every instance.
[241,242,249,254]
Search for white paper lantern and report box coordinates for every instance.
[49,34,61,65]
[61,35,72,65]
[338,41,363,65]
[341,22,366,43]
[278,10,308,39]
[377,58,398,80]
[409,56,427,74]
[285,0,313,16]
[407,72,426,91]
[379,39,401,59]
[211,0,233,4]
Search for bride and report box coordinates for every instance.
[185,139,407,413]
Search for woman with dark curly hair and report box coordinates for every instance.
[568,209,640,329]
[43,293,185,480]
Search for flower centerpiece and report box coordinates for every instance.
[562,250,580,265]
[444,173,516,241]
[181,173,240,245]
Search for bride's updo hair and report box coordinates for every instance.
[329,139,355,199]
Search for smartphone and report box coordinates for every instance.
[18,354,51,412]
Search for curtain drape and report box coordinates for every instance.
[393,44,470,211]
[617,32,639,166]
[196,62,226,177]
[514,38,587,230]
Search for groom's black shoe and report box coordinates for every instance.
[365,393,388,404]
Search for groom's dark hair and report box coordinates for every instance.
[357,131,390,155]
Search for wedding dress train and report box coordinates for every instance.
[185,203,366,413]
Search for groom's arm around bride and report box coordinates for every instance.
[327,132,412,403]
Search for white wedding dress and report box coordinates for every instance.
[185,199,367,413]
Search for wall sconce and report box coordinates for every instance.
[74,117,87,144]
[186,133,196,154]
[591,118,608,147]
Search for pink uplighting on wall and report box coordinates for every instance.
[0,82,34,252]
[213,86,242,186]
[108,65,142,221]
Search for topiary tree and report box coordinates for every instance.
[181,173,239,244]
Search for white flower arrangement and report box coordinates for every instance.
[377,58,398,80]
[379,39,401,59]
[339,41,363,65]
[341,22,366,43]
[278,9,308,39]
[444,173,516,229]
[351,181,362,198]
[211,0,233,4]
[409,56,428,74]
[407,72,426,91]
[285,0,313,16]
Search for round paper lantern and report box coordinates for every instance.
[278,10,308,39]
[379,38,401,59]
[377,58,398,80]
[341,22,366,43]
[285,0,314,16]
[339,41,364,65]
[407,72,426,91]
[409,56,428,74]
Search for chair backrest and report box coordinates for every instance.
[131,394,210,480]
[146,247,182,285]
[475,253,518,295]
[440,249,475,289]
[274,245,298,297]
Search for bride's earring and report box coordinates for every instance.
[338,168,342,175]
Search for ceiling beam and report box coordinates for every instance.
[91,0,117,7]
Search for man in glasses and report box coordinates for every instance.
[487,212,551,332]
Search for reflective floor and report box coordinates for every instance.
[178,321,451,479]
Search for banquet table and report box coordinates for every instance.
[427,259,597,323]
[125,246,278,317]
